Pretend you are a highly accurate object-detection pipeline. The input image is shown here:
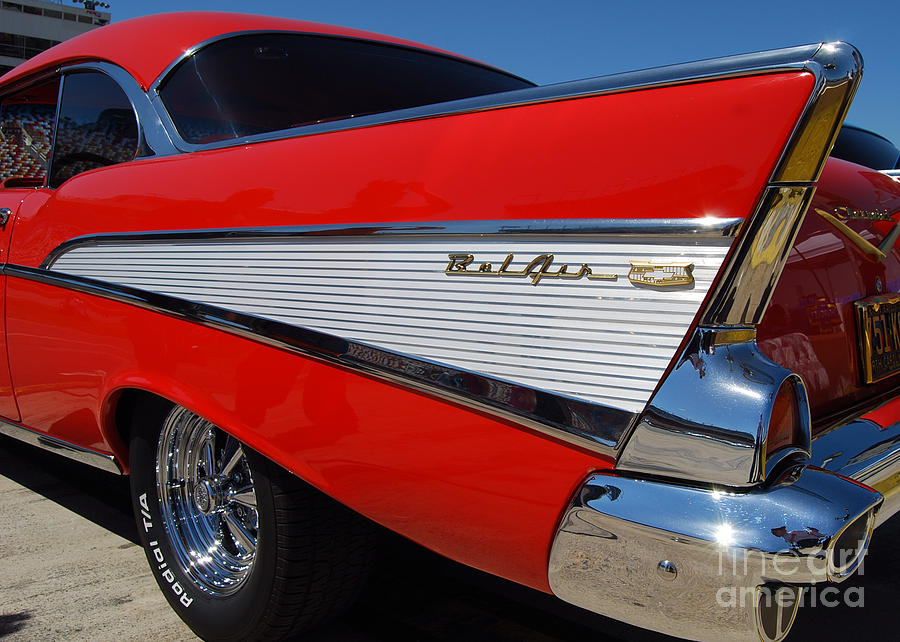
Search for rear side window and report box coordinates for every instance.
[49,71,139,187]
[0,78,59,187]
[158,33,533,144]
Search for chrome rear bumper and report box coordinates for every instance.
[810,397,900,526]
[548,465,881,642]
[549,394,900,641]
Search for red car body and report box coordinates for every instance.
[1,12,898,642]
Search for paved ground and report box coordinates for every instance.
[3,433,900,641]
[0,435,195,640]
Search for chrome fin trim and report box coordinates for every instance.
[6,263,632,454]
[0,417,122,474]
[703,43,862,327]
[702,186,815,327]
[618,43,863,485]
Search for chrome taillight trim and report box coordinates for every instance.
[617,327,813,486]
[617,43,863,485]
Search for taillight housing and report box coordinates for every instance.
[764,375,811,474]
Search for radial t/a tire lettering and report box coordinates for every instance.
[128,398,376,641]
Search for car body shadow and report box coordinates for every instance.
[3,433,898,642]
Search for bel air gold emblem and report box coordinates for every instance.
[444,253,694,288]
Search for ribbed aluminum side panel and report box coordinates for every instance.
[52,236,731,413]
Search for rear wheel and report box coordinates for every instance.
[129,399,375,641]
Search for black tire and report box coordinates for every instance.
[128,398,376,641]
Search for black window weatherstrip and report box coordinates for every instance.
[4,263,633,456]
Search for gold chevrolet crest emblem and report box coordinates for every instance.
[627,261,694,287]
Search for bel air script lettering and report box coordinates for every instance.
[444,253,695,287]
[445,252,618,286]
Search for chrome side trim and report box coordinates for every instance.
[5,264,631,454]
[145,40,833,155]
[548,467,881,642]
[49,238,731,414]
[0,418,122,474]
[616,327,812,486]
[39,217,743,270]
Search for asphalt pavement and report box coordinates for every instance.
[2,433,899,642]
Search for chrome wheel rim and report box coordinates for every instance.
[156,406,259,596]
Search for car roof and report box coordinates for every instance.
[0,11,479,91]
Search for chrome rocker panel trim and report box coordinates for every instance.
[548,466,881,642]
[0,418,122,474]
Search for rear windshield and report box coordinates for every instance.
[831,125,900,170]
[158,33,533,145]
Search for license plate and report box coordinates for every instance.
[855,294,900,384]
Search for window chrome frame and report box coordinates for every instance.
[54,61,179,159]
[145,28,535,154]
[144,37,842,158]
[0,60,179,189]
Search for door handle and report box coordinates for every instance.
[0,208,10,230]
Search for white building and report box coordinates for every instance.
[1,0,110,76]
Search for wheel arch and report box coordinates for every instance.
[100,375,318,486]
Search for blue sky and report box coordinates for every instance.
[89,0,899,146]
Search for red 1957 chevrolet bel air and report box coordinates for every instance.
[1,11,899,642]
